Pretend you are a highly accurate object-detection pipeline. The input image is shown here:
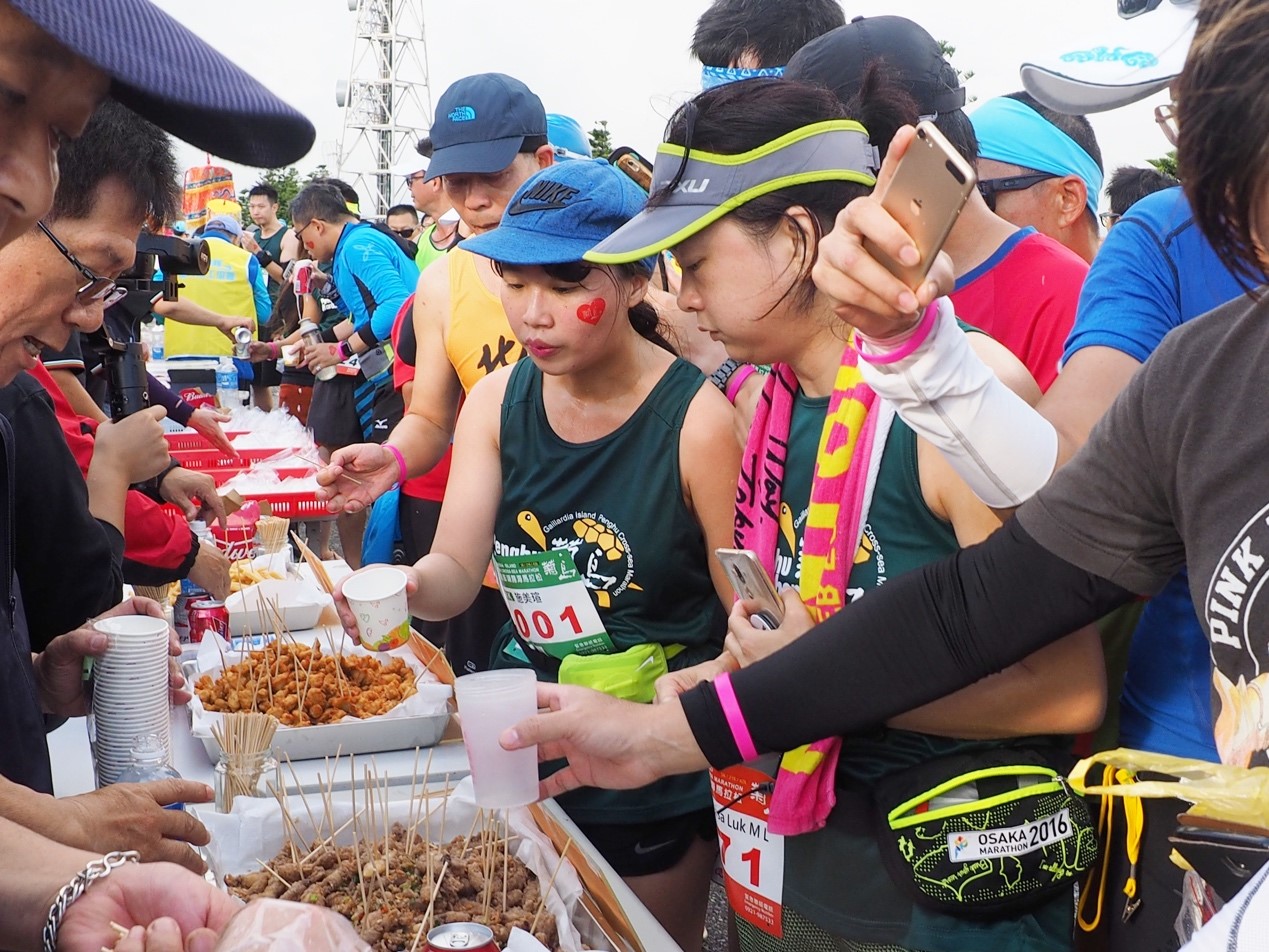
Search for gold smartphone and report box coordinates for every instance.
[863,120,977,290]
[715,548,784,630]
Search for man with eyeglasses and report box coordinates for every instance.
[0,0,316,943]
[400,150,467,272]
[386,204,422,244]
[971,92,1105,264]
[785,16,1089,391]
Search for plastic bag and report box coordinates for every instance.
[213,898,371,951]
[1070,748,1269,827]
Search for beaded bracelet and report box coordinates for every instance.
[42,850,140,952]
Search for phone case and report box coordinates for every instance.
[715,548,784,624]
[864,121,977,289]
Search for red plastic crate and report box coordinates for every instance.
[206,465,314,487]
[169,447,293,470]
[163,431,246,451]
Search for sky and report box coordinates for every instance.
[152,0,1176,216]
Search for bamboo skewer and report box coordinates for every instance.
[292,530,336,594]
[530,836,573,938]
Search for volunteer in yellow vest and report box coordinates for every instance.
[156,214,268,389]
[317,72,555,675]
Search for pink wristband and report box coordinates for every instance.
[855,301,939,365]
[725,364,758,404]
[714,672,759,762]
[384,443,407,488]
[268,341,280,359]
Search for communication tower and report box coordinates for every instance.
[335,0,432,217]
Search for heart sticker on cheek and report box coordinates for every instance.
[576,298,606,325]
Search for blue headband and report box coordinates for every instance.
[700,65,784,90]
[970,97,1103,218]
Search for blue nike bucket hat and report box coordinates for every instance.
[461,159,653,270]
[425,73,547,181]
[11,0,315,167]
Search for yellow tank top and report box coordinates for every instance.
[165,240,257,358]
[444,249,524,394]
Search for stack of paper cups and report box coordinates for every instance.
[88,615,172,787]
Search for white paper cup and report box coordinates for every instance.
[342,566,410,651]
[454,669,540,808]
[90,615,172,787]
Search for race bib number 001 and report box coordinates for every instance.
[947,808,1074,862]
[493,550,613,660]
[711,766,784,938]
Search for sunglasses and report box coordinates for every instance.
[405,173,426,186]
[37,221,127,308]
[1154,103,1179,147]
[1117,0,1192,18]
[390,227,416,239]
[977,172,1058,213]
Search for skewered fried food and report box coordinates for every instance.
[226,828,562,951]
[195,641,418,726]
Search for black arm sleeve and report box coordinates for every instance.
[680,518,1137,768]
[146,373,194,427]
[354,323,379,350]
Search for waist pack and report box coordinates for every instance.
[557,642,683,703]
[873,747,1098,918]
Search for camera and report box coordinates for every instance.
[83,231,210,419]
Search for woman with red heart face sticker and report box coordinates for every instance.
[386,159,741,951]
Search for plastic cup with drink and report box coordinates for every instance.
[454,669,540,808]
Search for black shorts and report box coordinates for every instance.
[308,375,363,449]
[574,807,715,878]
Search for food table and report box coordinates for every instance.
[45,640,682,951]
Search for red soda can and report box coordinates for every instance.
[187,599,229,645]
[424,923,498,951]
[292,260,314,295]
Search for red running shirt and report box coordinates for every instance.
[949,228,1088,392]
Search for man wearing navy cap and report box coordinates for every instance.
[320,72,554,676]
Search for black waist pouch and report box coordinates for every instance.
[873,747,1098,919]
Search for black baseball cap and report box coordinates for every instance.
[11,0,315,168]
[785,15,967,117]
[424,73,547,182]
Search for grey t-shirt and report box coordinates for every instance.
[1017,288,1268,767]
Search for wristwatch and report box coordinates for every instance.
[337,339,352,360]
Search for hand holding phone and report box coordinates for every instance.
[812,124,965,340]
[862,120,976,291]
[715,548,784,630]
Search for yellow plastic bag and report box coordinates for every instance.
[1070,748,1269,828]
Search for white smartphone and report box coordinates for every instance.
[715,548,784,630]
[863,120,977,290]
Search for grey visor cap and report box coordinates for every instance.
[586,124,878,264]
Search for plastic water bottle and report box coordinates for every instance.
[215,355,239,410]
[115,733,185,809]
[150,319,165,361]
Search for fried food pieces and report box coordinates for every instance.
[195,641,418,726]
[225,828,561,951]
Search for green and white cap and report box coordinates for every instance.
[585,120,878,265]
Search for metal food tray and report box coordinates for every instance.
[183,660,451,763]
